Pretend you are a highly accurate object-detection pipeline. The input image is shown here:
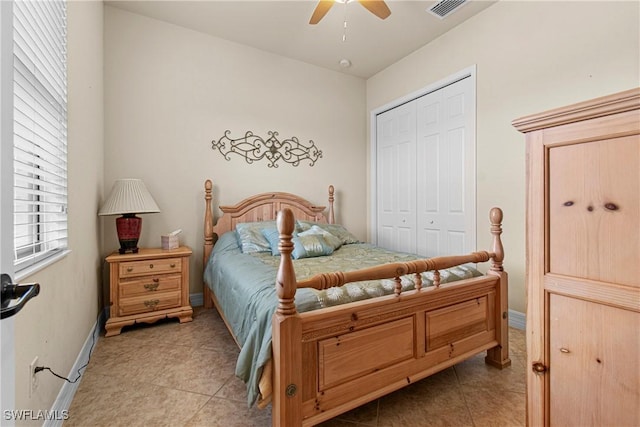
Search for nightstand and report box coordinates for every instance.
[104,246,193,337]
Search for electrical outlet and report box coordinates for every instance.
[29,356,39,397]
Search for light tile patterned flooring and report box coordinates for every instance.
[66,307,526,426]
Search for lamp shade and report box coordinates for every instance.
[99,179,160,216]
[99,179,160,254]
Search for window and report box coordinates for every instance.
[13,0,67,273]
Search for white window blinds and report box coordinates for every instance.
[13,0,68,272]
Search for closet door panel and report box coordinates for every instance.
[416,77,474,257]
[376,102,417,253]
[417,131,440,256]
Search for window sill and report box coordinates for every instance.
[15,249,72,282]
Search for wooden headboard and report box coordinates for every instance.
[203,179,335,267]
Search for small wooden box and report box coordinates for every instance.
[161,234,179,250]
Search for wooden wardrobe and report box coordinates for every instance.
[513,88,640,426]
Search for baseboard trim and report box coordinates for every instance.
[190,292,204,307]
[43,309,105,427]
[508,309,526,330]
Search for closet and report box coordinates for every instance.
[513,88,640,426]
[375,75,475,257]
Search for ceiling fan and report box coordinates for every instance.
[309,0,391,25]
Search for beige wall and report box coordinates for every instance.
[103,6,367,295]
[366,1,640,313]
[13,0,104,418]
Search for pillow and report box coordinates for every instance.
[298,225,342,250]
[296,221,360,245]
[235,221,276,253]
[261,226,287,256]
[262,227,334,259]
[291,234,334,259]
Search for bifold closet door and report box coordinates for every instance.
[375,76,474,257]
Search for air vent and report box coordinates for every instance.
[428,0,467,19]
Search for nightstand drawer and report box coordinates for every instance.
[119,275,181,298]
[119,257,182,278]
[118,291,181,317]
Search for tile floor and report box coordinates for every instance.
[66,307,526,426]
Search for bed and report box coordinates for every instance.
[202,179,511,426]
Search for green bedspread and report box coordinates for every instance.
[203,230,481,407]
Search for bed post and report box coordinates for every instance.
[272,208,303,426]
[485,207,511,369]
[328,185,335,224]
[203,179,214,309]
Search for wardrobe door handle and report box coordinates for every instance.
[532,362,547,375]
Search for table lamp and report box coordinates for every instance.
[99,179,160,254]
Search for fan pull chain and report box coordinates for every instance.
[342,2,348,42]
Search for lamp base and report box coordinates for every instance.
[116,214,142,254]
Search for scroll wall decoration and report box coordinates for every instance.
[211,130,323,168]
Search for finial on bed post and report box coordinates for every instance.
[489,207,504,272]
[276,208,298,315]
[328,185,335,224]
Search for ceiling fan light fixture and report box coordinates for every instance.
[309,0,390,25]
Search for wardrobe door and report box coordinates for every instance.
[546,131,640,426]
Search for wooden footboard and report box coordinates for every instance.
[272,208,510,427]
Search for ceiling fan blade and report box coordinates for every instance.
[309,0,335,25]
[357,0,391,20]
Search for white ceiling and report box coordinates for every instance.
[106,0,496,79]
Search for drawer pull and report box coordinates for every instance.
[144,283,159,291]
[170,263,176,268]
[149,264,154,269]
[144,299,160,309]
[126,267,133,272]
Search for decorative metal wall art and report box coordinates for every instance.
[211,130,322,168]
